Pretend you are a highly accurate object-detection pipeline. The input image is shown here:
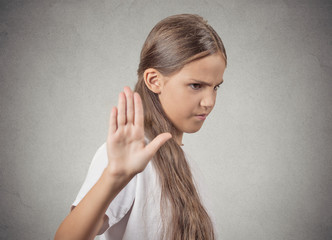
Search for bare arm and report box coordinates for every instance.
[54,87,171,240]
[54,168,131,240]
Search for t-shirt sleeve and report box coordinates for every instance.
[71,142,137,232]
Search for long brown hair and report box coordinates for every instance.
[134,14,227,239]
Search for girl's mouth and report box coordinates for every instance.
[195,114,207,120]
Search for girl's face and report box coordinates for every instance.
[158,53,226,136]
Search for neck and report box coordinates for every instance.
[174,132,184,146]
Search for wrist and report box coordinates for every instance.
[102,165,133,190]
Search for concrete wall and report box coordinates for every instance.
[0,0,331,239]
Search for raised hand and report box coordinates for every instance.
[106,86,172,178]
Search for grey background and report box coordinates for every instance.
[0,0,331,239]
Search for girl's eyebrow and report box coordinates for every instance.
[190,79,224,86]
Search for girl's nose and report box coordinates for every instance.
[200,93,216,109]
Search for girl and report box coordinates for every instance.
[55,13,227,240]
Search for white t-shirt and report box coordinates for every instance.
[72,140,214,239]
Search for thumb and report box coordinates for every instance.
[144,133,172,159]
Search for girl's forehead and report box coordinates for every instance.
[178,55,225,78]
[162,54,226,86]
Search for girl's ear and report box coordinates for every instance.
[143,68,164,94]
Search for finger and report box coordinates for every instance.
[124,86,134,124]
[108,106,117,135]
[134,92,144,127]
[144,133,172,159]
[117,92,126,126]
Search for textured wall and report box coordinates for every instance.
[0,0,331,239]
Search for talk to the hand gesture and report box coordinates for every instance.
[106,86,172,178]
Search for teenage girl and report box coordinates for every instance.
[55,13,227,240]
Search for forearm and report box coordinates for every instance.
[54,168,131,240]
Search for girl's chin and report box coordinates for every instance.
[184,126,203,134]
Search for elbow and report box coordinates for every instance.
[54,226,93,240]
[54,230,63,240]
[54,227,70,240]
[54,225,76,240]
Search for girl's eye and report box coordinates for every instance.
[214,84,221,91]
[190,83,201,90]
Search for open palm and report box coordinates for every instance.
[106,86,172,178]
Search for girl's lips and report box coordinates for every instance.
[195,114,207,120]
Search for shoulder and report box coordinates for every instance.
[71,142,108,207]
[84,142,108,178]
